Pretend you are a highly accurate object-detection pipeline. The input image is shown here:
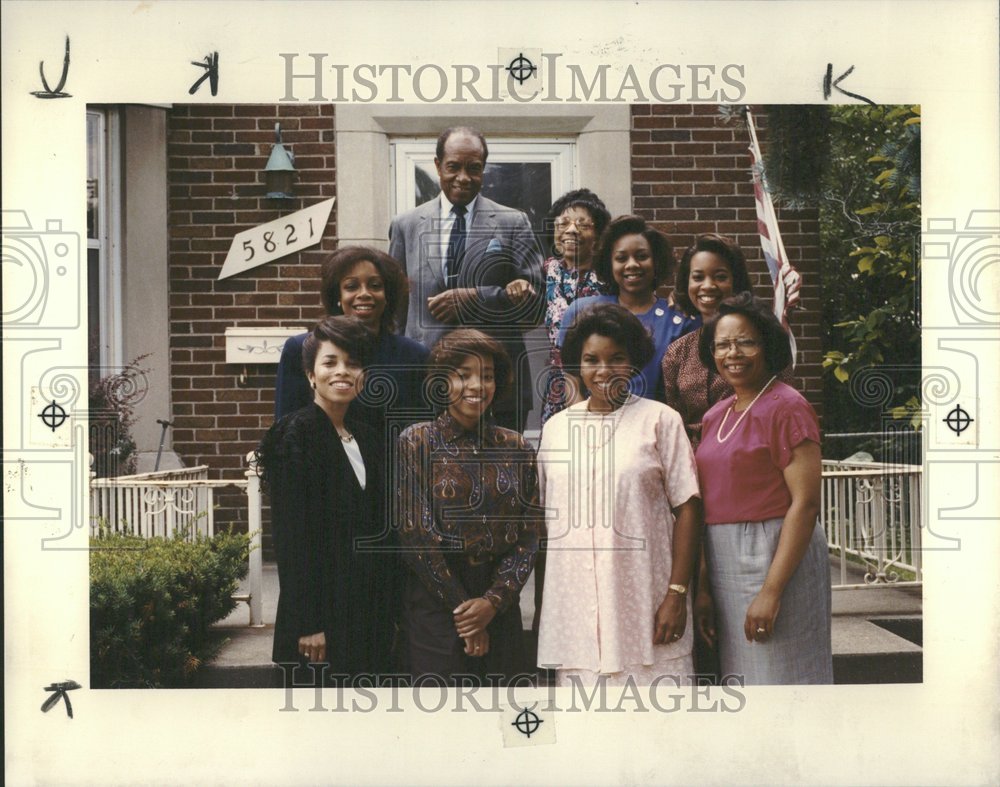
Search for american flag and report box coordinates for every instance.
[746,109,801,364]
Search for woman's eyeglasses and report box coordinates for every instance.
[554,217,595,231]
[711,339,762,357]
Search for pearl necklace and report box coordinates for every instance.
[336,428,354,443]
[715,375,778,443]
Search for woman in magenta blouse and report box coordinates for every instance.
[694,293,832,684]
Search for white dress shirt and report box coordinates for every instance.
[438,191,479,281]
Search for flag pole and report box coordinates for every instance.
[746,108,799,366]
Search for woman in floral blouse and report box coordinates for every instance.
[397,329,541,684]
[661,234,754,448]
[507,188,611,425]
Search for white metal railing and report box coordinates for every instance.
[821,459,923,587]
[89,463,264,626]
[90,465,212,538]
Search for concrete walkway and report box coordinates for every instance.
[194,560,922,687]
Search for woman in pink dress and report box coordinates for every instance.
[694,293,832,684]
[536,303,702,687]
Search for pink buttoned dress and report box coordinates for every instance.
[536,395,701,687]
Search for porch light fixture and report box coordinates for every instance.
[264,123,296,199]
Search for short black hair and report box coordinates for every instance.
[560,303,655,375]
[435,126,489,163]
[697,292,793,375]
[426,328,512,409]
[674,233,753,316]
[320,245,408,334]
[544,188,612,254]
[593,215,674,294]
[302,316,376,374]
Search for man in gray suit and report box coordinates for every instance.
[389,127,543,431]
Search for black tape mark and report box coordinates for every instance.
[189,52,220,96]
[823,63,875,105]
[30,36,71,99]
[41,680,81,719]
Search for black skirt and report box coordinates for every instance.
[401,559,526,686]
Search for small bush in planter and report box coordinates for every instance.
[89,354,151,478]
[90,527,251,688]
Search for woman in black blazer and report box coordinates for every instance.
[257,316,398,681]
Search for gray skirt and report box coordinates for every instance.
[704,518,833,685]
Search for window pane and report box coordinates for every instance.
[86,113,101,241]
[481,163,552,232]
[88,247,101,388]
[413,161,553,232]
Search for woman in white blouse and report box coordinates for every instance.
[536,303,702,687]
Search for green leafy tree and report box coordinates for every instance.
[89,354,151,477]
[819,106,921,435]
[756,105,921,456]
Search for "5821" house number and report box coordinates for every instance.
[219,197,335,280]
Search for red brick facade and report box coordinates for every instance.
[167,104,337,521]
[630,104,823,415]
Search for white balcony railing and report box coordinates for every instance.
[821,459,923,587]
[89,462,264,626]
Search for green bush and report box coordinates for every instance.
[90,528,251,688]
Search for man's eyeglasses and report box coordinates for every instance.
[554,217,595,231]
[711,339,762,357]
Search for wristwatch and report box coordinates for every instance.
[667,583,688,596]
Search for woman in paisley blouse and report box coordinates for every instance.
[397,329,542,684]
[506,188,612,425]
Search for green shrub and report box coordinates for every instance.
[90,528,251,688]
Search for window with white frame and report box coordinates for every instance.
[86,107,122,382]
[391,139,576,233]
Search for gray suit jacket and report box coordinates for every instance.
[388,195,544,412]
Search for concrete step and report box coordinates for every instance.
[195,562,923,688]
[193,614,923,688]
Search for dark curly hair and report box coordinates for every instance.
[302,315,377,375]
[673,233,753,316]
[560,302,655,376]
[544,188,612,256]
[698,292,793,376]
[593,215,674,295]
[427,329,513,408]
[320,246,408,335]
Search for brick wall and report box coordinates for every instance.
[630,104,824,418]
[167,104,336,524]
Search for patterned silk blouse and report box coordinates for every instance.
[541,256,609,424]
[660,328,732,448]
[396,412,542,614]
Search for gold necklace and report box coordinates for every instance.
[715,375,778,443]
